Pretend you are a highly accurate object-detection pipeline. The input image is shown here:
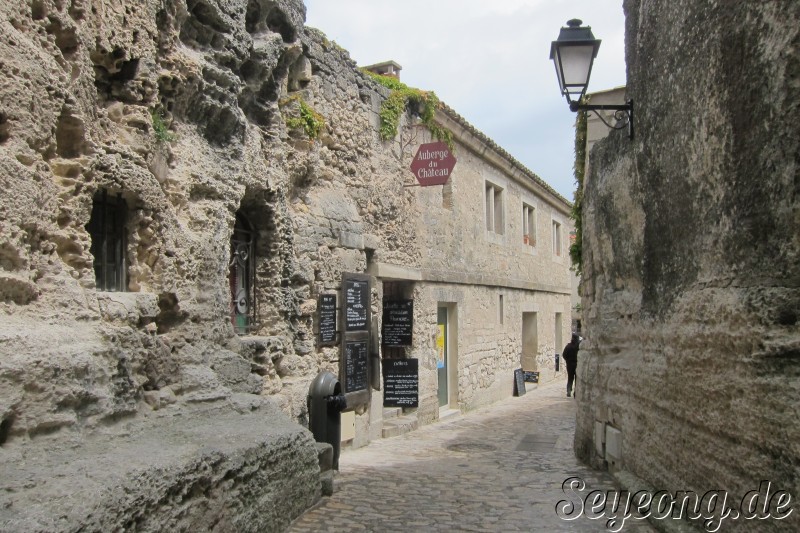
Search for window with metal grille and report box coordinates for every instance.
[87,190,128,291]
[229,213,256,334]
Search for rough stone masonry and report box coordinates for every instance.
[575,0,799,531]
[0,0,421,529]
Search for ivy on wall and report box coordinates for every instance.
[362,70,453,150]
[280,94,326,140]
[570,104,588,275]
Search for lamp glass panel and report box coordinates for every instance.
[559,44,595,89]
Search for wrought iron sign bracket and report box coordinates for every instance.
[570,99,634,139]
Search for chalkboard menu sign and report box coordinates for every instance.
[523,371,540,383]
[382,300,413,347]
[344,340,369,393]
[344,278,369,331]
[318,294,337,345]
[513,369,526,397]
[383,358,419,407]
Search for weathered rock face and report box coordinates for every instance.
[0,0,418,528]
[577,0,799,528]
[1,397,319,532]
[0,0,574,526]
[0,0,413,439]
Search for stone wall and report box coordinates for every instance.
[0,0,574,527]
[576,0,799,530]
[0,0,358,528]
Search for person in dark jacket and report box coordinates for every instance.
[562,333,580,397]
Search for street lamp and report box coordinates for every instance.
[550,19,633,139]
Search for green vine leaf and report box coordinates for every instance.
[570,98,588,276]
[362,70,454,151]
[280,94,326,140]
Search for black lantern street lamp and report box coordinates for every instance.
[550,19,633,139]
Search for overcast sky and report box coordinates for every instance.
[303,0,627,201]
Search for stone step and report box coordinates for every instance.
[438,408,461,423]
[381,415,418,439]
[382,407,402,420]
[315,442,333,473]
[315,442,335,497]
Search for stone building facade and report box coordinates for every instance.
[576,0,799,531]
[0,0,571,528]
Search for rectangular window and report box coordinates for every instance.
[523,203,536,246]
[87,190,127,291]
[485,182,504,234]
[498,294,504,324]
[555,312,563,352]
[552,220,562,256]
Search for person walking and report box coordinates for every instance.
[562,333,580,397]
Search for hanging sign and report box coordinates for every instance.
[410,141,457,186]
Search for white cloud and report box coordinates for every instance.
[304,0,626,199]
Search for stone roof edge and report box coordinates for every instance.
[435,101,573,213]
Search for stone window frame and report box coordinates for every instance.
[522,202,537,248]
[484,178,506,241]
[551,218,563,258]
[498,293,504,325]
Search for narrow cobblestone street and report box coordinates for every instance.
[289,381,655,532]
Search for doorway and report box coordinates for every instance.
[437,307,448,407]
[437,305,458,408]
[522,312,538,371]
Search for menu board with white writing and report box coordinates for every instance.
[382,300,413,347]
[344,279,369,331]
[383,358,419,407]
[318,294,337,345]
[344,340,369,393]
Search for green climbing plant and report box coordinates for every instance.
[280,94,326,140]
[570,100,588,276]
[361,70,453,151]
[151,109,175,144]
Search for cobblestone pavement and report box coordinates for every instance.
[288,381,655,532]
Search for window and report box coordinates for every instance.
[523,203,536,246]
[552,220,562,256]
[229,212,256,334]
[555,312,563,352]
[87,190,127,291]
[498,294,504,324]
[485,182,504,234]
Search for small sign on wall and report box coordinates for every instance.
[344,278,369,332]
[383,358,419,408]
[318,294,337,345]
[382,299,413,347]
[344,340,369,393]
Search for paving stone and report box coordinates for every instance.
[288,381,657,532]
